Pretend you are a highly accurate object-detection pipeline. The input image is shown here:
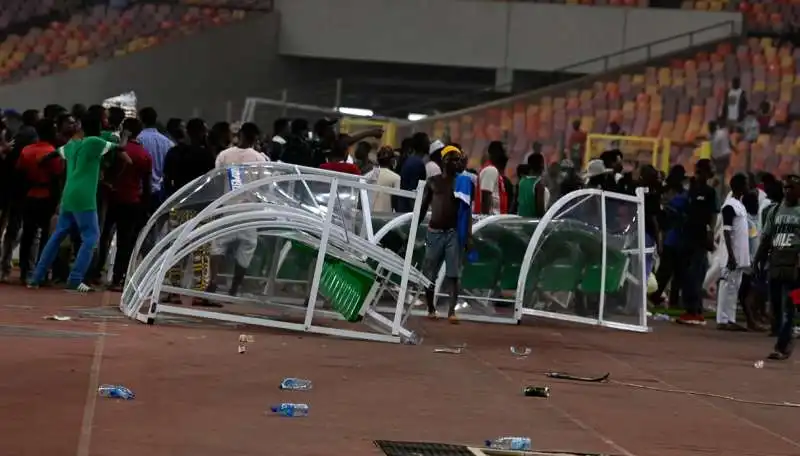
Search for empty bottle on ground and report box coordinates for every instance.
[98,385,135,400]
[270,403,310,417]
[279,378,313,390]
[485,436,531,451]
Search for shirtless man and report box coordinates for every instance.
[419,146,470,323]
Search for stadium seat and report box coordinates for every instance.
[430,37,800,178]
[0,2,258,86]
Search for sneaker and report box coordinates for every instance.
[676,313,695,325]
[67,282,95,293]
[426,310,438,320]
[447,314,459,325]
[767,351,791,360]
[26,281,39,289]
[717,322,746,331]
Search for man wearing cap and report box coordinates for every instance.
[426,140,444,178]
[419,145,470,323]
[583,159,614,189]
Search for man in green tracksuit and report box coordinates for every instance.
[516,152,549,218]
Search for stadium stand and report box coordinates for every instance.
[492,0,649,5]
[498,0,800,35]
[0,1,270,85]
[417,37,800,180]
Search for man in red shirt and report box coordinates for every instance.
[94,117,152,289]
[16,118,64,284]
[319,139,361,175]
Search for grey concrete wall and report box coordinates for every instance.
[276,0,742,73]
[0,13,297,121]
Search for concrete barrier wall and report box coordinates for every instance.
[276,0,741,73]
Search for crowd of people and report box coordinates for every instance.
[0,102,795,359]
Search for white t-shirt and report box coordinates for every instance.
[215,146,268,167]
[371,168,401,213]
[478,165,501,215]
[425,160,441,178]
[711,129,731,159]
[721,196,751,269]
[726,88,743,122]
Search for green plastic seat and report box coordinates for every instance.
[579,252,627,293]
[277,241,317,280]
[536,243,585,293]
[461,238,503,290]
[318,261,376,322]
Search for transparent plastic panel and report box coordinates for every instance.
[522,194,608,321]
[600,195,647,329]
[450,218,538,320]
[522,192,648,330]
[123,167,428,342]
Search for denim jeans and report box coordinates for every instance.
[770,278,798,354]
[32,210,99,286]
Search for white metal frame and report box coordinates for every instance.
[368,190,650,332]
[122,166,429,344]
[516,187,651,332]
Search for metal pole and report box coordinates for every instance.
[620,9,628,67]
[334,78,343,110]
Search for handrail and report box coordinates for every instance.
[559,19,736,74]
[399,19,738,122]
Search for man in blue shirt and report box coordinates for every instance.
[398,132,430,213]
[649,173,689,308]
[136,107,174,207]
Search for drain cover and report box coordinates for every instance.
[374,441,473,456]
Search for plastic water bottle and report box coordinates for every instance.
[98,384,135,400]
[279,378,313,391]
[485,436,531,451]
[270,403,309,417]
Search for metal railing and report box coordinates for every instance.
[399,19,738,120]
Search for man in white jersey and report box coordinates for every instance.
[717,174,750,331]
[722,77,747,126]
[195,122,267,307]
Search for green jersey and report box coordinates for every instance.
[101,130,120,144]
[58,137,114,213]
[517,176,541,218]
[762,202,800,249]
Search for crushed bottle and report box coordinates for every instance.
[523,385,550,397]
[279,378,313,390]
[98,384,135,400]
[270,403,309,417]
[485,436,531,451]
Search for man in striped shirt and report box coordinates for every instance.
[136,107,174,206]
